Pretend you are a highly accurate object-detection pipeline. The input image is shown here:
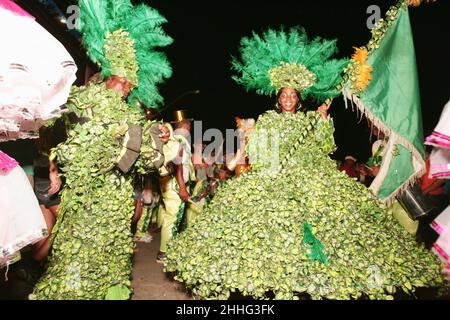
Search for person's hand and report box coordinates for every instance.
[178,187,191,202]
[198,189,209,201]
[357,164,370,176]
[372,165,380,177]
[48,170,62,195]
[209,180,217,195]
[317,103,330,119]
[159,124,170,143]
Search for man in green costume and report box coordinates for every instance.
[31,0,173,300]
[157,110,196,263]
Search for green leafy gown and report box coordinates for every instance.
[31,84,161,300]
[165,110,446,300]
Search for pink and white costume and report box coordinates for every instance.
[0,0,77,141]
[0,150,47,268]
[427,99,450,279]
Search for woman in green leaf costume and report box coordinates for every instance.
[164,27,446,300]
[31,0,172,300]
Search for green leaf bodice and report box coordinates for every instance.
[246,110,336,173]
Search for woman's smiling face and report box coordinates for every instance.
[278,87,299,113]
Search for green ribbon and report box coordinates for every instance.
[172,180,187,238]
[140,206,152,233]
[303,222,329,265]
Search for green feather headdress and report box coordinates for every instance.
[78,0,173,108]
[231,27,348,101]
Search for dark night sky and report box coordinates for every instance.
[16,0,450,161]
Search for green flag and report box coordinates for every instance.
[343,2,425,204]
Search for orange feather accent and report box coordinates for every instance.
[408,0,437,7]
[351,47,373,92]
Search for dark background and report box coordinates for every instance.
[14,0,450,161]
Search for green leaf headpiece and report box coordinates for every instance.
[78,0,173,108]
[232,27,348,101]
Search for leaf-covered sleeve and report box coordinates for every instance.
[134,122,165,174]
[314,114,336,155]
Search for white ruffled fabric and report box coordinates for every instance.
[425,100,450,149]
[0,165,47,268]
[427,101,450,279]
[425,100,450,179]
[0,3,77,141]
[431,206,450,280]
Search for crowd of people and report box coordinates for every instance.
[1,0,449,300]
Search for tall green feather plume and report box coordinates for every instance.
[78,0,109,66]
[108,1,133,27]
[123,4,173,108]
[232,27,348,102]
[78,0,172,109]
